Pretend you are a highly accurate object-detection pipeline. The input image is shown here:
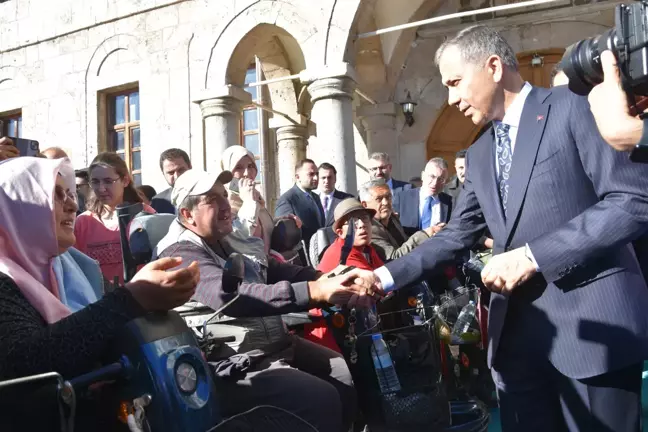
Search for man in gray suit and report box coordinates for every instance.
[363,26,648,431]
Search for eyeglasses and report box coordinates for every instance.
[90,177,121,188]
[342,214,371,227]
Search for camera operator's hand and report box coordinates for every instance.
[588,50,644,152]
[0,137,18,161]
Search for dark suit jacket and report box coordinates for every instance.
[275,184,325,248]
[370,215,430,262]
[322,189,354,227]
[390,178,413,195]
[385,86,648,379]
[392,188,453,237]
[150,187,176,215]
[443,176,461,207]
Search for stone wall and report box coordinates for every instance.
[0,0,363,193]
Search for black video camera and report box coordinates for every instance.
[562,1,648,96]
[563,1,648,163]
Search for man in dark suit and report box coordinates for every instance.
[275,159,325,250]
[150,148,192,214]
[317,162,353,227]
[392,157,453,237]
[359,179,434,262]
[443,149,466,205]
[366,152,412,195]
[363,26,648,431]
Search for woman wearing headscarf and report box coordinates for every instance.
[220,146,301,262]
[0,157,199,430]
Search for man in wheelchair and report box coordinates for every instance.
[153,168,381,432]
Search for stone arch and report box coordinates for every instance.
[221,22,309,206]
[226,23,306,119]
[343,0,445,102]
[83,33,147,167]
[0,65,27,91]
[205,1,321,90]
[85,34,144,80]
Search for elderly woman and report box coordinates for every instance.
[0,157,198,431]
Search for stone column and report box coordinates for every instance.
[275,122,309,195]
[357,102,398,155]
[193,85,252,172]
[306,63,357,194]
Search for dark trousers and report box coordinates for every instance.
[216,334,357,432]
[492,339,643,432]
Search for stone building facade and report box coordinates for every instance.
[0,0,616,209]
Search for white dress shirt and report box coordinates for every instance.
[494,81,532,175]
[376,82,538,292]
[318,190,334,216]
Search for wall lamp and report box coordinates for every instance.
[400,91,417,127]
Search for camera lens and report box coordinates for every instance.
[562,29,617,95]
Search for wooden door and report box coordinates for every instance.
[426,48,565,176]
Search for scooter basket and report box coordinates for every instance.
[361,319,451,431]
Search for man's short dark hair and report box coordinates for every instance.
[295,158,316,172]
[75,169,88,181]
[137,185,157,201]
[455,149,467,159]
[550,62,564,87]
[159,148,191,171]
[318,162,337,174]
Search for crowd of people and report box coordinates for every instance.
[1,22,648,432]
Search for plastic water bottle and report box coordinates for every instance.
[371,334,401,393]
[451,301,476,340]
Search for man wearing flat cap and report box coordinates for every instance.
[154,168,382,432]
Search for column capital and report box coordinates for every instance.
[193,84,252,118]
[357,102,399,131]
[276,124,309,143]
[304,63,357,103]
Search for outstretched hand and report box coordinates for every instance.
[310,267,385,309]
[126,257,200,311]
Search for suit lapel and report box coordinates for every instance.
[504,87,551,242]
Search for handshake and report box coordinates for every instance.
[307,265,384,309]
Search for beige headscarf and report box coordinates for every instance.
[220,146,255,174]
[219,146,274,253]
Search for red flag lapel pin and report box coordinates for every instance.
[537,114,544,122]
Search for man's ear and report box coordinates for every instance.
[487,55,504,83]
[361,201,368,208]
[179,207,194,225]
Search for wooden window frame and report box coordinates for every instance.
[105,88,141,183]
[241,63,263,177]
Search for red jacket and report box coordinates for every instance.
[303,238,384,353]
[317,237,385,273]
